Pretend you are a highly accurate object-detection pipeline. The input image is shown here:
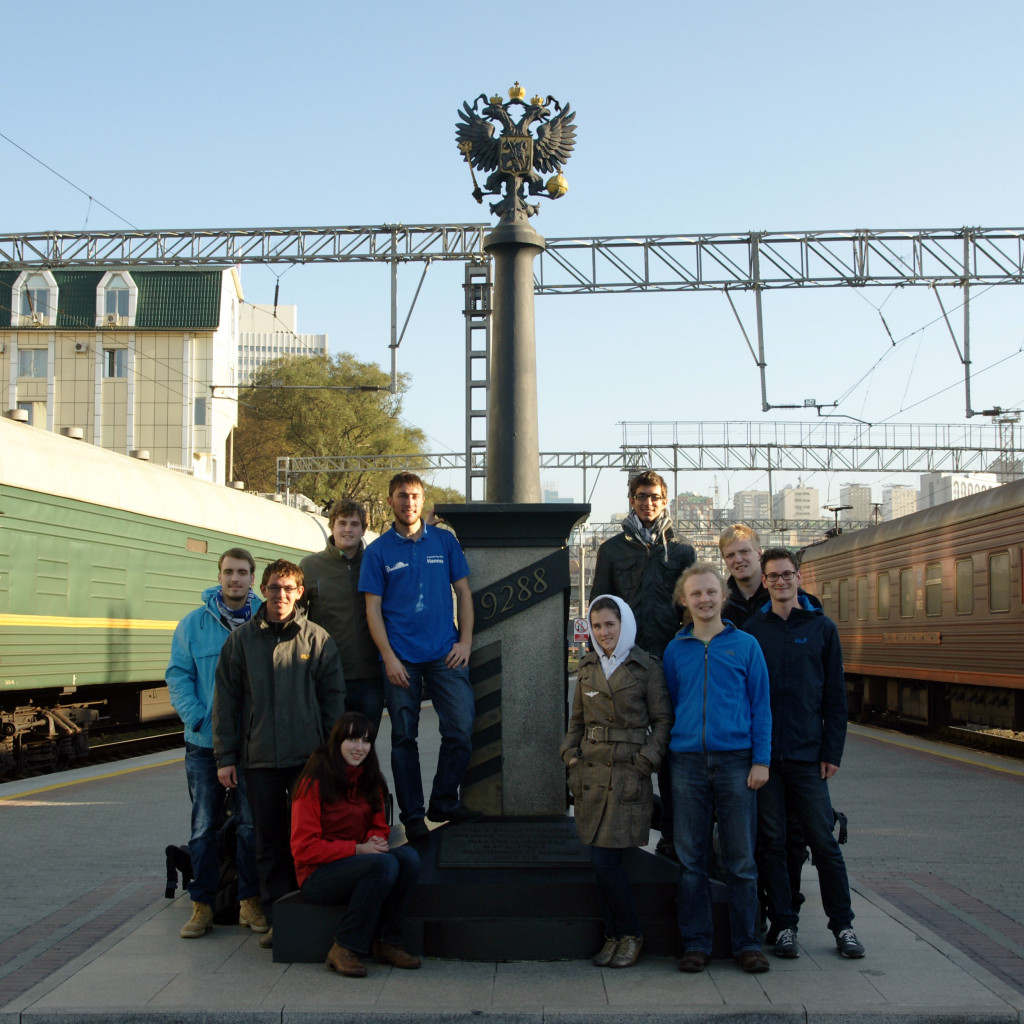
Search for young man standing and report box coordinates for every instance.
[360,472,477,842]
[719,525,767,629]
[591,470,695,858]
[166,548,268,939]
[743,548,865,961]
[301,499,385,731]
[663,563,771,974]
[213,559,345,946]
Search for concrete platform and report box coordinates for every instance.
[2,874,1022,1023]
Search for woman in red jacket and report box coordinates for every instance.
[291,712,421,977]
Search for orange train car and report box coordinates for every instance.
[799,479,1024,731]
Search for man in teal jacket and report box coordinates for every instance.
[166,548,267,940]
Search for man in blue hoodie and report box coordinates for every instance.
[166,548,267,940]
[743,547,865,961]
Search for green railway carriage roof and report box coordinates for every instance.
[2,269,224,331]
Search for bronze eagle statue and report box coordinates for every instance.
[456,85,577,219]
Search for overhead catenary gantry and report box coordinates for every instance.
[4,223,1022,497]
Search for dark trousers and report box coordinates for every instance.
[301,846,421,956]
[757,759,853,934]
[244,764,303,922]
[590,846,642,939]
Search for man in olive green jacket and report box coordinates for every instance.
[300,498,383,730]
[213,558,345,941]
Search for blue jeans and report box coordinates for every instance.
[346,676,387,734]
[300,846,421,955]
[671,750,760,956]
[384,658,475,824]
[184,742,258,903]
[757,759,853,934]
[591,846,642,939]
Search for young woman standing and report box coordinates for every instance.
[560,595,672,968]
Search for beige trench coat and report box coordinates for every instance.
[559,646,673,848]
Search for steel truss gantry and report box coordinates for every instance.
[3,225,1022,289]
[276,418,1019,494]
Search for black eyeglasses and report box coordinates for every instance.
[764,571,797,583]
[266,585,299,595]
[633,493,665,504]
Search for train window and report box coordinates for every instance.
[821,582,832,618]
[186,538,208,554]
[838,579,850,621]
[877,572,890,619]
[989,552,1010,613]
[925,563,942,616]
[955,558,974,614]
[856,576,868,620]
[900,569,915,618]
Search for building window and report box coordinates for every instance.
[104,274,130,317]
[11,269,58,326]
[925,563,942,616]
[16,401,34,425]
[838,579,849,622]
[877,572,890,619]
[955,558,974,615]
[194,397,207,426]
[900,569,915,618]
[104,348,127,378]
[21,274,50,317]
[18,348,47,378]
[95,270,137,327]
[856,576,868,620]
[989,552,1010,613]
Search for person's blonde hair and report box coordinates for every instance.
[673,562,726,606]
[718,523,760,554]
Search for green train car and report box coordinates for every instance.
[0,417,328,772]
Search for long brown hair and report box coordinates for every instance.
[295,712,388,811]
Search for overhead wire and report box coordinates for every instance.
[0,130,139,230]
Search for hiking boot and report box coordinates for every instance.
[773,927,800,958]
[427,803,482,825]
[372,940,421,969]
[259,927,273,949]
[180,901,213,939]
[238,897,270,934]
[678,950,710,973]
[592,936,619,967]
[609,934,643,968]
[326,942,367,977]
[735,949,770,973]
[835,928,865,959]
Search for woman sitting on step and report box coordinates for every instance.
[291,711,421,977]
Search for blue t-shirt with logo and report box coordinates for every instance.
[359,524,470,664]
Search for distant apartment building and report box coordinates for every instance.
[672,491,714,527]
[238,304,328,382]
[731,489,771,522]
[839,483,874,523]
[918,472,999,510]
[882,484,917,520]
[2,266,241,483]
[773,483,820,520]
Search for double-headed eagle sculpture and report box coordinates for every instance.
[456,83,577,220]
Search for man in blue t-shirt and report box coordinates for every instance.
[360,472,479,842]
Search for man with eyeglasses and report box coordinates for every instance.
[213,558,345,947]
[743,547,865,962]
[590,470,695,859]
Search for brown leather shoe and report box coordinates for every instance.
[325,942,367,977]
[372,940,421,969]
[734,949,770,973]
[678,950,710,973]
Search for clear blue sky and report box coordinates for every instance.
[5,0,1023,519]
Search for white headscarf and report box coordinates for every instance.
[588,593,637,679]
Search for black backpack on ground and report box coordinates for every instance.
[164,791,240,925]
